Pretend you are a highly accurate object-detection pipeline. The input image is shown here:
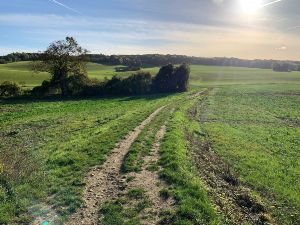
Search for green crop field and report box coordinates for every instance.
[2,61,300,88]
[1,62,300,224]
[0,61,158,88]
[197,84,300,224]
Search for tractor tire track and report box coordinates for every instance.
[64,106,165,225]
[125,122,176,225]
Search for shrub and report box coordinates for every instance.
[31,80,52,97]
[66,74,90,95]
[0,81,22,97]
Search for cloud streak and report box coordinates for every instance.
[262,0,283,8]
[49,0,82,14]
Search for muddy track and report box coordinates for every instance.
[125,122,175,225]
[64,106,165,225]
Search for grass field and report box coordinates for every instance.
[0,93,186,224]
[1,61,300,224]
[1,61,300,88]
[0,61,157,88]
[198,84,300,224]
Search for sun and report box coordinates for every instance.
[239,0,263,15]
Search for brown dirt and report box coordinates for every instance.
[64,106,165,225]
[125,122,176,225]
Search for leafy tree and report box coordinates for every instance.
[152,64,190,93]
[152,64,174,93]
[173,64,190,92]
[33,37,88,96]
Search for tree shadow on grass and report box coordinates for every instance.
[0,93,176,105]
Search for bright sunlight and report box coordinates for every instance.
[239,0,262,14]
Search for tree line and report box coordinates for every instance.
[88,54,300,71]
[1,51,300,71]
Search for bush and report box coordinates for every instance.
[66,74,90,96]
[0,81,22,97]
[122,72,152,95]
[31,80,52,97]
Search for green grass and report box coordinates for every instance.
[0,93,184,224]
[2,61,300,89]
[0,61,159,88]
[199,84,300,224]
[158,95,222,225]
[1,61,300,224]
[121,105,173,173]
[0,61,49,88]
[189,65,300,86]
[99,188,150,225]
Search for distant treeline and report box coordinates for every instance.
[79,54,300,71]
[1,52,300,71]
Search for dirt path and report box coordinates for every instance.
[125,122,175,225]
[64,106,165,225]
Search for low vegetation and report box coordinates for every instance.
[158,95,221,225]
[0,93,183,224]
[0,38,299,224]
[199,84,300,224]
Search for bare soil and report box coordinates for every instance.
[64,106,165,225]
[125,122,175,225]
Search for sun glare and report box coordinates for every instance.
[239,0,262,15]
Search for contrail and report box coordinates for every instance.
[49,0,82,14]
[261,0,283,8]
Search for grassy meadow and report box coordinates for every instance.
[0,61,300,224]
[2,61,300,88]
[0,92,187,224]
[199,84,300,224]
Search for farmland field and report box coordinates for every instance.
[0,62,300,224]
[196,84,300,224]
[1,61,300,88]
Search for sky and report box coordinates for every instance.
[0,0,299,60]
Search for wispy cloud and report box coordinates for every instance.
[262,0,283,8]
[49,0,82,15]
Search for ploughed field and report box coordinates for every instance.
[0,62,300,224]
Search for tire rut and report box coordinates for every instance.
[125,122,175,225]
[64,106,165,225]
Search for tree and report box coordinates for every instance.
[152,64,190,93]
[272,62,291,72]
[173,64,190,92]
[33,37,88,96]
[152,64,174,93]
